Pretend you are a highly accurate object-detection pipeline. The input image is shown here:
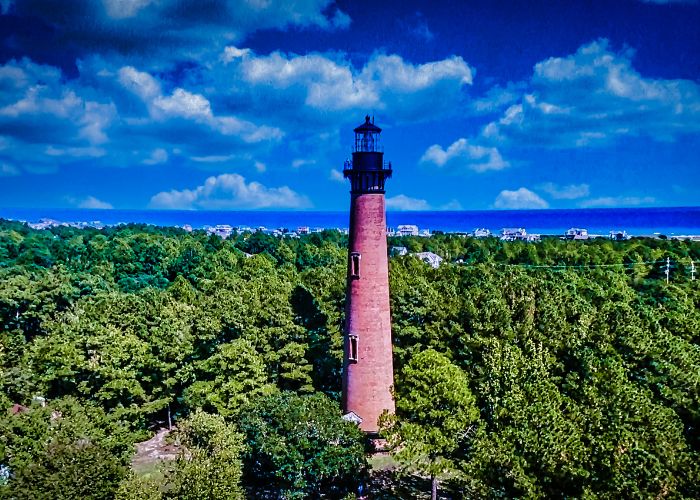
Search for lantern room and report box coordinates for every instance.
[353,115,382,153]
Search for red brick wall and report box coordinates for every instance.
[342,192,395,433]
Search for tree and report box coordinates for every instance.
[184,339,276,417]
[165,411,245,499]
[0,397,133,499]
[381,349,480,500]
[239,392,367,498]
[7,439,125,500]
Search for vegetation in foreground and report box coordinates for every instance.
[0,219,699,498]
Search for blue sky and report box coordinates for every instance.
[0,0,699,211]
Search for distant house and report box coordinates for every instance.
[473,228,491,238]
[566,228,589,240]
[500,227,527,241]
[342,411,363,425]
[10,404,28,415]
[499,228,540,242]
[297,226,310,235]
[390,246,408,256]
[609,230,629,240]
[397,224,419,236]
[207,225,233,239]
[413,252,443,269]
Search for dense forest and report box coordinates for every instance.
[1,219,699,498]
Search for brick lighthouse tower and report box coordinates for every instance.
[342,116,395,433]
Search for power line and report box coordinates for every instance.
[495,260,662,270]
[454,259,671,272]
[453,257,700,280]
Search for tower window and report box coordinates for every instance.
[350,252,361,279]
[348,335,358,362]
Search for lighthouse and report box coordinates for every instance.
[342,116,395,433]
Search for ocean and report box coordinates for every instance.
[1,206,699,236]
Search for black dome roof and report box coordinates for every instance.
[353,115,381,133]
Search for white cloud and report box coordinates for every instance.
[191,154,236,163]
[292,158,316,168]
[78,196,113,209]
[539,182,590,199]
[102,0,154,19]
[45,145,106,158]
[0,163,19,176]
[494,188,549,209]
[0,70,116,147]
[119,65,283,143]
[222,46,252,63]
[329,169,344,182]
[329,8,351,29]
[478,39,700,149]
[472,82,526,114]
[149,173,311,210]
[254,161,266,173]
[578,195,656,208]
[386,194,431,211]
[9,0,351,68]
[118,66,161,101]
[421,138,509,172]
[152,88,212,121]
[238,50,473,120]
[143,148,168,165]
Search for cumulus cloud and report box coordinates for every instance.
[494,188,549,209]
[6,1,351,67]
[142,148,168,165]
[578,195,656,208]
[0,41,478,180]
[0,60,116,148]
[149,173,311,210]
[292,158,317,168]
[221,46,252,63]
[118,66,283,143]
[102,0,154,19]
[45,145,106,158]
[78,196,113,209]
[191,154,236,163]
[238,50,473,121]
[329,169,344,182]
[421,138,509,172]
[478,39,700,148]
[386,194,431,211]
[539,182,590,199]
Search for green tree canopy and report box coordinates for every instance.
[381,348,480,500]
[239,392,367,498]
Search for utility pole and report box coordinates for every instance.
[665,257,671,283]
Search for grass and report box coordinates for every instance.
[369,452,399,471]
